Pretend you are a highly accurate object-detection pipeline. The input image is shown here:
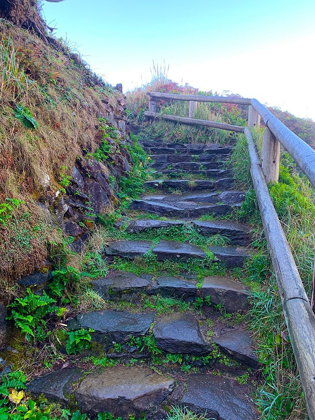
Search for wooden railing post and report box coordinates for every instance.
[248,105,261,128]
[148,97,157,113]
[262,127,280,183]
[189,101,197,118]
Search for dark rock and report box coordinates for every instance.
[194,220,250,246]
[63,220,85,237]
[85,179,110,214]
[129,200,185,217]
[55,197,69,224]
[71,166,85,189]
[153,240,206,261]
[0,304,7,349]
[149,276,197,299]
[105,240,152,259]
[216,177,235,190]
[90,278,113,300]
[144,179,216,192]
[200,276,249,313]
[162,169,231,178]
[153,313,209,354]
[208,246,251,268]
[109,272,150,291]
[18,271,52,288]
[75,366,175,418]
[28,369,83,403]
[181,374,257,420]
[214,330,259,368]
[127,219,184,233]
[67,310,155,344]
[152,161,223,171]
[220,191,246,204]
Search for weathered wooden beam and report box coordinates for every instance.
[245,127,315,419]
[148,99,157,113]
[144,111,245,133]
[262,127,280,183]
[248,105,261,128]
[148,92,252,105]
[251,99,315,189]
[188,101,197,118]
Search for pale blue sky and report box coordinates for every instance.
[42,0,315,119]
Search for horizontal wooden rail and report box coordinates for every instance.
[144,111,245,132]
[245,127,315,419]
[148,92,252,105]
[251,99,315,189]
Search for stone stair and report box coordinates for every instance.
[28,140,259,419]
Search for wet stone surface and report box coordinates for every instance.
[153,313,210,354]
[214,329,259,368]
[180,373,258,420]
[105,240,152,259]
[75,366,175,419]
[149,276,197,299]
[67,310,155,345]
[153,240,207,261]
[194,220,250,246]
[208,246,251,268]
[200,276,249,313]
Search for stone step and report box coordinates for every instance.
[153,313,210,354]
[151,161,228,170]
[213,329,259,368]
[158,169,232,178]
[194,220,250,246]
[28,366,175,419]
[150,153,230,163]
[144,177,235,191]
[28,366,257,419]
[129,199,237,217]
[126,218,250,246]
[92,272,250,313]
[179,373,258,420]
[105,240,251,268]
[67,310,155,349]
[209,246,251,268]
[144,145,233,155]
[141,190,245,205]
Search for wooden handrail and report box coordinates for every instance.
[251,98,315,189]
[148,92,252,105]
[144,111,245,132]
[245,128,315,419]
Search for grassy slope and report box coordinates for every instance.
[0,19,127,283]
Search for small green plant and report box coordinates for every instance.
[14,105,38,129]
[65,328,95,355]
[7,289,57,341]
[49,266,82,299]
[0,198,24,226]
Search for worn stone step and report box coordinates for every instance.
[179,373,258,420]
[144,177,235,191]
[144,145,233,155]
[91,272,250,312]
[141,190,245,205]
[214,329,259,368]
[28,366,175,419]
[194,220,250,245]
[153,313,210,355]
[208,246,251,267]
[105,240,208,261]
[151,161,228,170]
[200,276,249,312]
[129,199,236,217]
[125,218,249,246]
[150,153,229,164]
[126,219,185,233]
[160,169,232,178]
[67,310,155,348]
